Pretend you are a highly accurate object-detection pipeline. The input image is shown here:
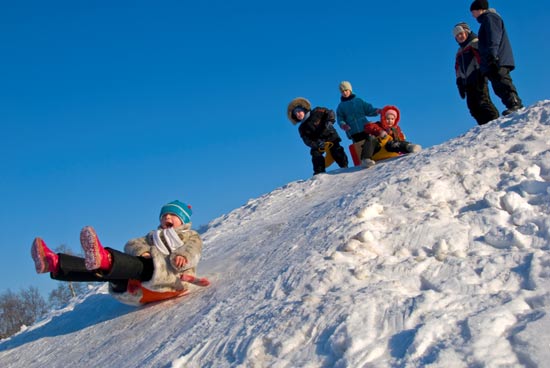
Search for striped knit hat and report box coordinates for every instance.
[453,22,471,37]
[159,200,192,224]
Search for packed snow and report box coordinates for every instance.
[2,101,550,367]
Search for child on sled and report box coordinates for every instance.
[31,200,206,306]
[359,106,421,167]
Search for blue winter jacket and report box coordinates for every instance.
[476,9,515,73]
[336,94,379,137]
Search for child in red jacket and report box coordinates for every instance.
[360,106,421,167]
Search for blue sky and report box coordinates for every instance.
[1,0,549,296]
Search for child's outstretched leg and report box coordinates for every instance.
[31,237,59,274]
[80,226,113,271]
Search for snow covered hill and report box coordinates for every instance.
[2,101,550,367]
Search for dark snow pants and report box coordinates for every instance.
[465,77,499,125]
[51,248,154,292]
[487,66,522,109]
[311,140,348,175]
[360,135,414,160]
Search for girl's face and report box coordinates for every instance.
[455,31,468,43]
[161,213,183,229]
[385,114,397,127]
[294,110,306,121]
[340,89,352,98]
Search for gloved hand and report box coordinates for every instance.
[325,121,334,129]
[487,55,499,77]
[341,123,351,131]
[456,78,466,99]
[316,140,326,150]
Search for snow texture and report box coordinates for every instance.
[2,101,550,367]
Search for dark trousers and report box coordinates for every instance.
[51,248,154,293]
[311,140,348,174]
[466,79,499,125]
[360,135,381,160]
[360,135,412,159]
[487,67,522,109]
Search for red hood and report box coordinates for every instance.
[380,105,401,130]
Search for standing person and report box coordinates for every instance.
[454,22,499,125]
[470,0,523,116]
[287,97,349,175]
[31,200,207,306]
[336,81,381,142]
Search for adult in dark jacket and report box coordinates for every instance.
[287,97,348,175]
[453,22,499,125]
[470,0,523,116]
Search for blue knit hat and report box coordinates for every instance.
[159,200,192,224]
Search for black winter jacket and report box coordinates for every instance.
[298,107,341,149]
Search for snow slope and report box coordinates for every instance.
[2,101,550,367]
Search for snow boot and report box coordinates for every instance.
[502,104,523,116]
[31,237,59,274]
[80,226,113,271]
[406,143,422,153]
[361,158,376,168]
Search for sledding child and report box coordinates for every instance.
[287,97,349,175]
[360,106,421,167]
[31,200,206,306]
[336,81,381,142]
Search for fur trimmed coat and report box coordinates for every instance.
[108,223,203,305]
[298,107,341,149]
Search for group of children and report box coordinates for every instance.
[289,0,524,175]
[32,0,523,309]
[287,81,421,175]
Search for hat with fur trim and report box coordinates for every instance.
[287,97,311,125]
[159,200,192,224]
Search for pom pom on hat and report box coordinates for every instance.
[470,0,489,11]
[159,200,192,224]
[453,22,471,37]
[339,81,352,92]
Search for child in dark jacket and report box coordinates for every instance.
[453,22,499,125]
[360,106,421,167]
[287,97,349,175]
[31,200,207,306]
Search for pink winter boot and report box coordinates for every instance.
[31,237,59,274]
[80,226,112,271]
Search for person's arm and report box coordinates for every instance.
[360,98,380,117]
[364,122,384,137]
[124,234,151,257]
[171,229,203,271]
[336,105,350,131]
